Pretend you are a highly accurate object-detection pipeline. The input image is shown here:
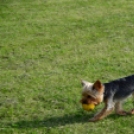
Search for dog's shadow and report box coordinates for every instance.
[6,111,120,128]
[7,111,94,128]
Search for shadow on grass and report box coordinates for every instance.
[6,111,95,128]
[4,111,123,129]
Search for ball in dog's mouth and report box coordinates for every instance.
[82,103,95,111]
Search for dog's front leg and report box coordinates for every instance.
[89,100,114,122]
[115,101,128,115]
[89,107,113,122]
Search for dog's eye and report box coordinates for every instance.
[92,86,95,90]
[87,95,91,98]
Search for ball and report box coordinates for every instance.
[82,103,95,111]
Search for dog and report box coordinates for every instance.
[80,74,134,122]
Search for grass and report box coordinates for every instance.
[0,0,134,133]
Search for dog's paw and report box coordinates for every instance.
[129,109,134,115]
[116,110,128,116]
[88,117,97,122]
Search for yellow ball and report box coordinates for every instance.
[82,103,95,111]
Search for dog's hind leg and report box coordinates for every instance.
[132,93,134,108]
[128,93,134,114]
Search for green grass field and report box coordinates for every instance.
[0,0,134,133]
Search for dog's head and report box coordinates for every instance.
[80,80,104,105]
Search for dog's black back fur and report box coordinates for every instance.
[104,75,134,101]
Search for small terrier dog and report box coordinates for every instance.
[80,74,134,122]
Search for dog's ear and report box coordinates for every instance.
[81,80,87,86]
[81,80,92,86]
[93,80,102,90]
